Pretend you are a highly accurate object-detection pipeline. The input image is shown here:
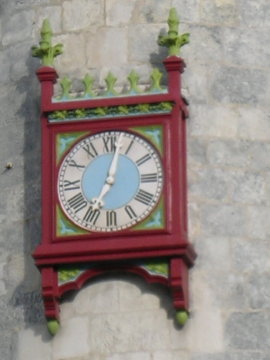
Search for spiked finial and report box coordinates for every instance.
[158,8,189,57]
[32,19,63,66]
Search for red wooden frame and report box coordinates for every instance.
[33,56,196,328]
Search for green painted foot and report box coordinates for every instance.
[175,310,189,326]
[47,319,60,335]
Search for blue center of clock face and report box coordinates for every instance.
[81,154,140,210]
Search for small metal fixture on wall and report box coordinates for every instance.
[31,8,196,335]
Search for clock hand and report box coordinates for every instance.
[91,133,124,210]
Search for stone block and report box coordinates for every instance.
[128,24,166,64]
[132,0,171,24]
[246,273,270,309]
[106,352,151,360]
[153,350,188,360]
[183,25,223,66]
[239,0,270,28]
[55,33,87,74]
[172,0,200,22]
[247,206,270,240]
[230,171,266,205]
[193,236,231,272]
[189,167,231,201]
[52,316,90,359]
[2,10,34,46]
[210,66,267,105]
[223,27,270,69]
[89,310,170,354]
[0,50,10,84]
[231,238,270,274]
[73,278,119,315]
[118,276,161,311]
[225,312,270,350]
[106,0,137,26]
[16,326,52,360]
[236,107,270,141]
[63,0,104,31]
[86,27,128,68]
[200,0,238,26]
[201,204,246,237]
[207,140,251,169]
[182,65,210,104]
[34,6,62,34]
[189,105,238,138]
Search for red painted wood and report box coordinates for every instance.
[33,56,196,325]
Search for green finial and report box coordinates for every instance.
[83,74,95,97]
[32,19,63,66]
[127,70,141,94]
[149,68,163,92]
[158,8,189,56]
[59,76,72,99]
[104,72,118,96]
[47,319,60,335]
[176,310,189,326]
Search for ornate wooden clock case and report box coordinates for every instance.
[32,9,196,334]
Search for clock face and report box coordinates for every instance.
[57,130,163,232]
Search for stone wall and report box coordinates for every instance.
[1,0,270,359]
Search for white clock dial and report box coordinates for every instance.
[57,130,163,232]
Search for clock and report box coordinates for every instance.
[57,130,163,232]
[32,9,196,335]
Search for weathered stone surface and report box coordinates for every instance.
[73,279,119,315]
[201,204,246,237]
[16,326,52,360]
[89,311,170,354]
[106,352,151,360]
[34,5,62,34]
[2,10,34,46]
[200,0,238,26]
[246,273,270,309]
[189,105,238,138]
[223,27,270,69]
[225,312,270,350]
[189,167,230,201]
[128,24,166,63]
[231,238,270,274]
[230,170,266,205]
[171,0,200,22]
[86,27,128,68]
[183,25,223,65]
[106,0,137,26]
[63,0,104,31]
[210,66,267,105]
[132,0,171,24]
[153,350,188,360]
[239,0,270,28]
[52,316,90,359]
[247,206,270,240]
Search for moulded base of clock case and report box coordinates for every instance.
[41,255,194,334]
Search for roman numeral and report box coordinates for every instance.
[69,160,85,170]
[83,206,100,224]
[82,142,98,158]
[63,179,80,191]
[125,205,137,219]
[106,210,117,227]
[125,139,134,155]
[136,153,151,166]
[134,189,154,206]
[67,193,87,213]
[102,135,117,153]
[140,173,158,183]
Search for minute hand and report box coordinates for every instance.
[107,133,123,179]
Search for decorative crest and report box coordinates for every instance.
[158,8,189,56]
[32,19,63,66]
